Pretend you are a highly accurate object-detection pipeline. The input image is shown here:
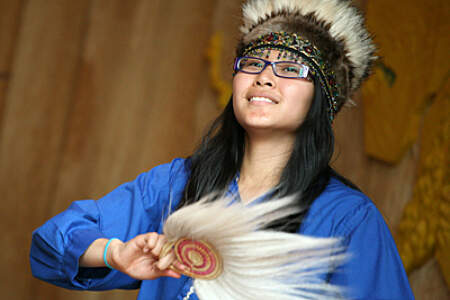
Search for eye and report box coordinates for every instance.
[282,66,300,74]
[241,59,263,69]
[249,61,263,67]
[275,62,308,78]
[277,63,301,74]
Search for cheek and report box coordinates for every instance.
[232,75,250,117]
[232,75,240,91]
[281,82,314,119]
[232,73,253,96]
[283,80,314,99]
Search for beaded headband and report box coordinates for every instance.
[241,31,339,120]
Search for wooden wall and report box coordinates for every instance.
[0,0,447,299]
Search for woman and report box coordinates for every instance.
[30,0,414,299]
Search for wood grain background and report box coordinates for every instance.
[0,0,447,299]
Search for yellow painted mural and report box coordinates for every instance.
[206,32,232,108]
[363,0,449,163]
[363,0,450,287]
[395,81,449,286]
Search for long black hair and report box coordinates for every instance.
[177,76,358,233]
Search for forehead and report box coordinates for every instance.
[245,48,304,62]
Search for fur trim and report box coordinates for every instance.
[239,0,376,109]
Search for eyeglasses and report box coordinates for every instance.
[234,56,312,80]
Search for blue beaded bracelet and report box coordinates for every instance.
[103,238,119,269]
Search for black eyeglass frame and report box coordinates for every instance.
[233,56,313,80]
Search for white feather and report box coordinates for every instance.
[163,195,347,299]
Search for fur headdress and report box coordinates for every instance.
[236,0,376,120]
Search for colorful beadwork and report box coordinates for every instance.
[241,32,339,120]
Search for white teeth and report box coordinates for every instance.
[249,96,275,103]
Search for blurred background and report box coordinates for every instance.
[0,0,448,299]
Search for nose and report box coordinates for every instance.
[254,65,276,88]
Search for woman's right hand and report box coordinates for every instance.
[106,233,187,280]
[80,233,187,280]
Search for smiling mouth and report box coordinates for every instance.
[248,96,277,104]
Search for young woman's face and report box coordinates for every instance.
[232,50,314,136]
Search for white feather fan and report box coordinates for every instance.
[162,195,347,299]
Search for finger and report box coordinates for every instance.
[142,232,159,253]
[158,269,182,279]
[134,233,155,249]
[156,250,176,270]
[172,260,190,272]
[157,251,190,273]
[151,234,166,257]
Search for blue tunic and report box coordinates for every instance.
[30,158,414,299]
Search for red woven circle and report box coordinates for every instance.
[174,239,222,279]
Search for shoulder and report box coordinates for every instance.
[300,177,385,237]
[143,157,190,181]
[96,158,191,222]
[135,157,191,206]
[138,158,190,194]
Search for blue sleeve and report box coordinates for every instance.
[30,158,189,291]
[329,203,415,299]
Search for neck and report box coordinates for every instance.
[238,132,295,203]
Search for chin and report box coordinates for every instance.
[242,122,288,134]
[239,117,274,129]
